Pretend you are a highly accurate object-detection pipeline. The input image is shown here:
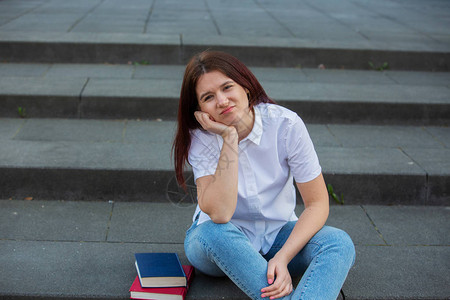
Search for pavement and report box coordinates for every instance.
[0,63,449,124]
[0,116,449,205]
[0,0,449,70]
[0,0,449,299]
[0,200,449,300]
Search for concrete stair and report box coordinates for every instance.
[1,31,449,71]
[1,63,449,205]
[1,0,449,299]
[1,200,449,300]
[1,63,449,124]
[1,118,449,205]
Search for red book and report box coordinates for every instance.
[130,265,194,300]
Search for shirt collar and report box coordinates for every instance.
[242,104,263,146]
[215,104,263,147]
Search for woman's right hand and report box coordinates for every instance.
[193,111,239,224]
[194,111,237,138]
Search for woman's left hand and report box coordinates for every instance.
[261,255,293,299]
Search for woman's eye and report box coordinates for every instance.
[204,95,213,102]
[224,85,232,90]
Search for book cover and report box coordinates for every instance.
[130,265,195,300]
[135,253,187,288]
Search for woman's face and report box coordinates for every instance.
[195,70,250,126]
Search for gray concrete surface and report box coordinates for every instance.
[344,245,450,300]
[0,200,448,300]
[0,64,449,124]
[0,1,449,299]
[0,118,448,204]
[0,0,449,69]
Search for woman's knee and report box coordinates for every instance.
[184,221,245,274]
[335,228,356,266]
[186,221,236,253]
[316,226,356,266]
[192,221,243,246]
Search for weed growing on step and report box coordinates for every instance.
[368,61,389,71]
[327,184,344,205]
[133,60,150,66]
[17,107,26,118]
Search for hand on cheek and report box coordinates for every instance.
[194,111,236,138]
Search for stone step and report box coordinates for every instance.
[1,1,449,299]
[1,118,448,205]
[1,63,449,125]
[1,0,449,71]
[0,32,449,71]
[0,200,448,299]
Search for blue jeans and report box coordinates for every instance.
[184,219,355,300]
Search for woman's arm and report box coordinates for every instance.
[261,173,329,299]
[275,173,329,260]
[194,111,239,224]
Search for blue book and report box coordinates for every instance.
[135,253,187,288]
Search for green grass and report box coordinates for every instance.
[17,106,26,118]
[368,61,389,71]
[327,184,344,205]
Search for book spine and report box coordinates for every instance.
[175,253,186,278]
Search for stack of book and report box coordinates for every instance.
[130,253,195,300]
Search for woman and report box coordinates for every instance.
[172,51,355,300]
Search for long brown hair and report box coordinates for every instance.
[172,50,275,188]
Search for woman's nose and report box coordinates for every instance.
[216,92,229,107]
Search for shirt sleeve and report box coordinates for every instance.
[285,116,322,183]
[188,130,220,182]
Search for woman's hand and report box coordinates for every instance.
[261,255,293,299]
[193,111,239,223]
[194,111,236,138]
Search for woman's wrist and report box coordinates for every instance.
[273,250,291,266]
[221,126,238,141]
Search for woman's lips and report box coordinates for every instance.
[221,106,234,115]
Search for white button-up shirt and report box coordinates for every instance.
[188,103,321,254]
